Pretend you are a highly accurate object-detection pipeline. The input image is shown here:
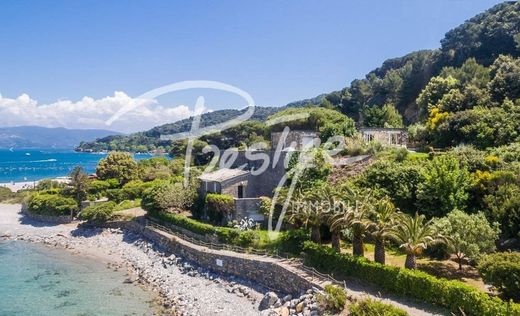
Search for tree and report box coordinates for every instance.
[389,213,444,269]
[331,186,372,257]
[96,151,138,184]
[416,155,471,217]
[488,55,520,102]
[138,156,171,181]
[366,197,399,264]
[356,160,424,214]
[483,183,520,238]
[416,76,459,118]
[362,104,404,128]
[307,183,342,252]
[69,166,89,217]
[287,148,333,190]
[141,180,198,214]
[435,210,500,270]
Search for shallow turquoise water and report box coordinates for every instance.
[0,241,156,316]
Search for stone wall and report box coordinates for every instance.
[140,225,315,295]
[234,198,263,221]
[22,209,73,224]
[224,150,291,198]
[271,131,320,150]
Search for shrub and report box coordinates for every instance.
[36,179,66,191]
[483,183,520,238]
[88,179,119,196]
[275,229,310,255]
[356,160,424,214]
[0,187,16,202]
[205,193,235,224]
[302,241,520,316]
[26,193,78,216]
[317,285,347,312]
[416,155,472,217]
[350,298,409,316]
[79,201,117,223]
[141,181,197,213]
[478,252,520,301]
[258,196,272,216]
[149,210,264,248]
[105,180,154,202]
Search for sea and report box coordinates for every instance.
[0,241,157,316]
[0,148,157,183]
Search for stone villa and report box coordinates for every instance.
[198,130,317,222]
[359,127,408,147]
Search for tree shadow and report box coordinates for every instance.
[18,212,66,228]
[70,223,106,237]
[417,261,480,281]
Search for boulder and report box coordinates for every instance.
[282,294,292,302]
[296,301,305,313]
[259,292,279,311]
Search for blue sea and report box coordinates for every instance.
[0,149,156,183]
[0,241,156,316]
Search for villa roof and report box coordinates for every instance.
[198,168,249,182]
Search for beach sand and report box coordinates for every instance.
[0,177,69,192]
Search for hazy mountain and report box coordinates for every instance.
[76,106,286,152]
[0,126,121,149]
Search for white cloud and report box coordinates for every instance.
[0,92,206,133]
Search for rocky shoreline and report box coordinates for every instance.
[1,224,323,316]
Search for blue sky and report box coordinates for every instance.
[0,0,505,132]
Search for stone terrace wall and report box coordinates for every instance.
[234,198,263,221]
[120,221,316,295]
[22,209,73,224]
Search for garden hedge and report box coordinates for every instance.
[302,241,520,316]
[205,193,234,224]
[150,210,260,247]
[79,201,117,224]
[26,193,78,216]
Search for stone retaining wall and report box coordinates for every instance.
[22,209,73,224]
[111,220,316,295]
[141,226,315,295]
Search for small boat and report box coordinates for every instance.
[25,153,31,156]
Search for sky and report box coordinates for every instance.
[0,0,505,133]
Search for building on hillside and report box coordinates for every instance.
[270,130,319,150]
[198,129,375,224]
[359,128,408,147]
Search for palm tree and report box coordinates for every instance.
[331,186,372,257]
[287,189,324,243]
[366,197,399,264]
[389,213,445,269]
[308,184,342,252]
